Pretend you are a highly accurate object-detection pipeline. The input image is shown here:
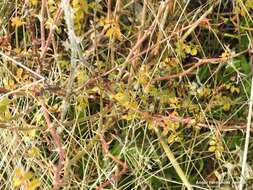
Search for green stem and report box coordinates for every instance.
[155,128,193,190]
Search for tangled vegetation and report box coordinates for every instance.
[0,0,253,189]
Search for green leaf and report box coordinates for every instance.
[150,176,162,189]
[111,141,121,156]
[240,34,249,49]
[0,97,11,113]
[240,55,250,75]
[88,2,103,11]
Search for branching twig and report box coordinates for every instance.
[132,0,147,68]
[96,130,128,190]
[156,49,248,81]
[117,3,165,79]
[40,7,63,61]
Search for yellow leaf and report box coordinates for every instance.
[74,9,84,21]
[3,78,15,90]
[30,0,38,6]
[197,87,211,97]
[223,102,231,111]
[14,168,24,177]
[147,120,154,130]
[73,0,88,13]
[13,168,25,187]
[11,17,24,28]
[184,45,191,54]
[215,150,222,159]
[106,28,116,38]
[190,47,198,56]
[230,86,240,94]
[246,0,253,9]
[167,133,181,144]
[105,21,122,40]
[220,51,229,58]
[113,92,137,110]
[13,177,23,187]
[14,48,22,54]
[88,2,103,11]
[28,129,38,138]
[77,70,87,86]
[208,145,216,152]
[209,139,217,146]
[24,172,34,180]
[163,57,178,68]
[16,68,23,79]
[28,146,40,157]
[139,65,149,85]
[162,127,169,136]
[168,97,180,108]
[113,92,130,107]
[27,179,41,190]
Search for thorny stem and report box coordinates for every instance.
[40,7,63,61]
[38,2,65,189]
[96,130,128,190]
[156,49,248,81]
[41,101,65,190]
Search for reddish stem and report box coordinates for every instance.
[41,102,65,190]
[96,130,128,190]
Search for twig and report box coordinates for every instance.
[132,0,147,68]
[96,129,128,190]
[118,16,213,67]
[156,57,227,81]
[117,3,165,79]
[0,51,45,80]
[141,110,252,132]
[40,0,46,49]
[181,4,215,41]
[40,6,63,61]
[107,0,112,20]
[156,49,248,81]
[41,101,65,190]
[152,0,171,56]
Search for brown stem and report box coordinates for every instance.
[96,130,128,190]
[40,0,46,49]
[40,7,63,61]
[41,101,65,190]
[107,0,112,20]
[155,54,245,81]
